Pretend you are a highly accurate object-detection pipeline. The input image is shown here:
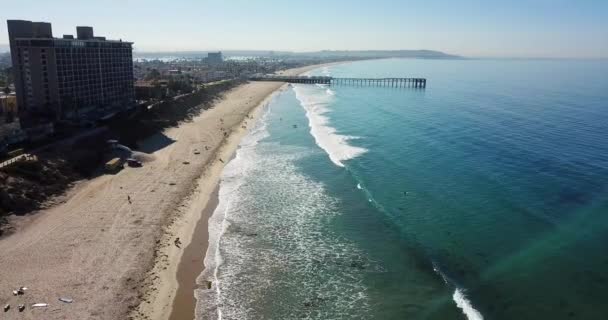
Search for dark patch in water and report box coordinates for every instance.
[555,187,590,206]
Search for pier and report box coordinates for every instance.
[249,75,427,88]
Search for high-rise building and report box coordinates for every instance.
[207,51,223,66]
[7,20,134,126]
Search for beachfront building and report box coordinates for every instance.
[7,20,135,127]
[189,70,229,83]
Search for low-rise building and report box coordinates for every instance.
[192,70,229,83]
[166,69,181,76]
[1,94,26,147]
[0,94,18,115]
[134,80,168,100]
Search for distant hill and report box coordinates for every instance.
[296,50,461,59]
[1,45,459,59]
[134,49,461,60]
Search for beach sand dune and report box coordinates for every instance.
[0,65,326,320]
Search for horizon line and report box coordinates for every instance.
[1,44,607,60]
[130,50,607,60]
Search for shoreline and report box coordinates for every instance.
[0,61,352,320]
[169,185,219,320]
[138,61,350,320]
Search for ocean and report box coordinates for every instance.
[198,58,608,319]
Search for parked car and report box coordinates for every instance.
[126,158,143,168]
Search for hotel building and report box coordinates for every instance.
[7,20,134,126]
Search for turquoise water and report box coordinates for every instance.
[199,59,608,319]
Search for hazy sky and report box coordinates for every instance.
[1,0,607,58]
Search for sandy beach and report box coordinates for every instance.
[0,63,332,319]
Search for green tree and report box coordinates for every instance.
[167,78,193,94]
[144,69,161,81]
[152,81,165,99]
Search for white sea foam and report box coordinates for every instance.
[196,96,372,319]
[293,84,367,167]
[432,263,484,320]
[453,289,485,320]
[196,103,274,320]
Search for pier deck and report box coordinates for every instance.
[249,75,427,88]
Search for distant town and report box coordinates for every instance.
[0,19,457,161]
[0,21,300,155]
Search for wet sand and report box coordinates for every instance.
[137,63,346,320]
[169,186,218,320]
[130,80,291,320]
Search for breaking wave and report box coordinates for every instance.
[433,263,484,320]
[196,103,272,320]
[196,99,372,319]
[293,84,367,167]
[453,288,485,320]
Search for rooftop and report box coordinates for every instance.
[14,37,133,45]
[8,20,133,45]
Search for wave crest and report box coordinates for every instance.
[432,263,484,320]
[293,85,367,167]
[453,289,485,320]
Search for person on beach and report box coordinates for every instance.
[174,237,182,248]
[127,195,132,204]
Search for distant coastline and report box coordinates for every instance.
[132,49,461,60]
